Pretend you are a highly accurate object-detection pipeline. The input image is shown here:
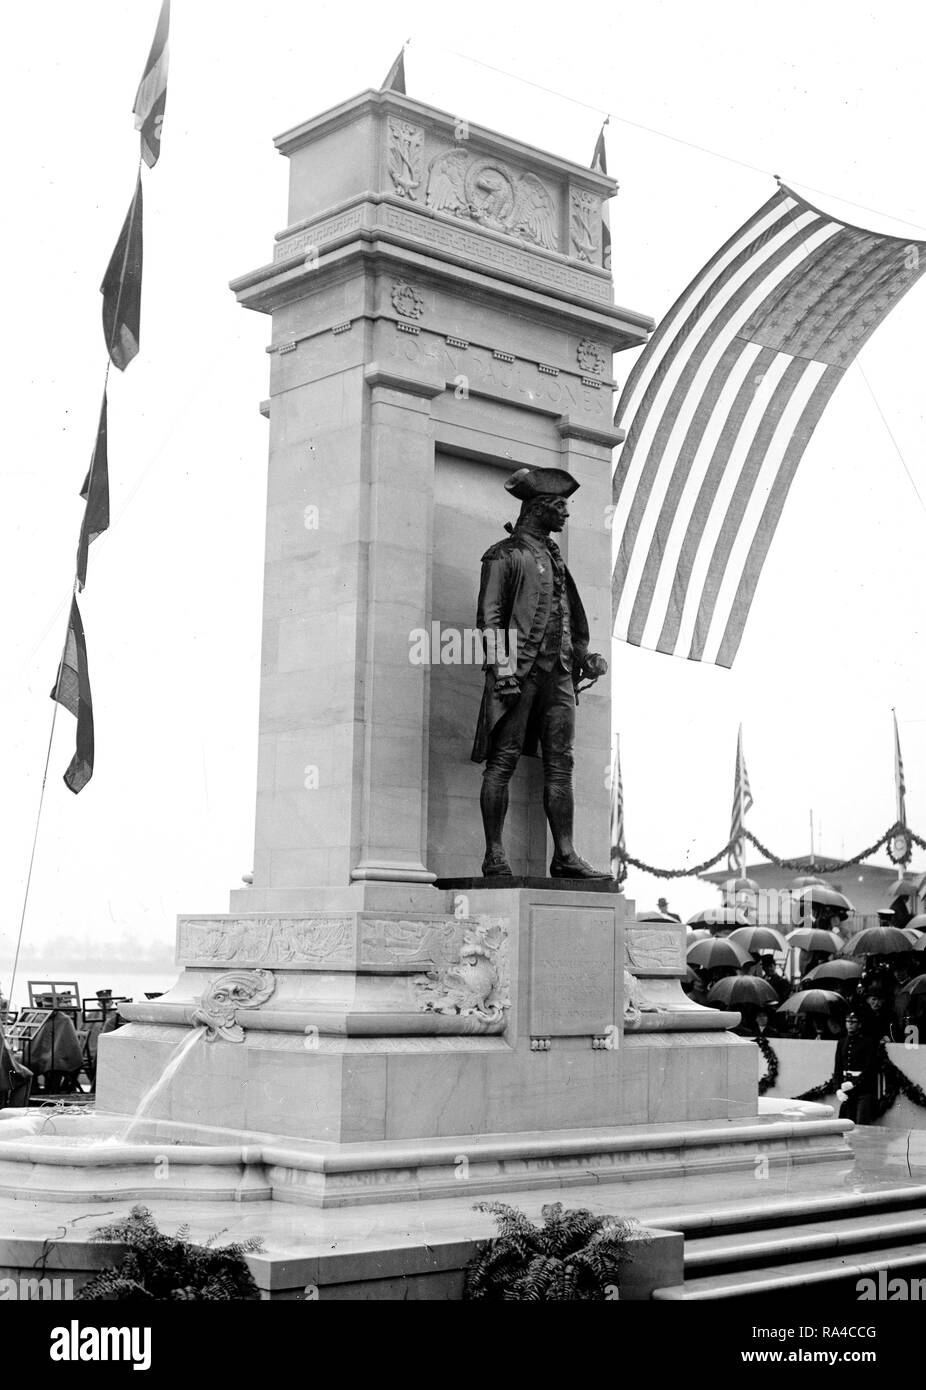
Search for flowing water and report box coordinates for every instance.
[117,1026,206,1142]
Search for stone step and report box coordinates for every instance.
[685,1210,926,1272]
[647,1184,926,1238]
[652,1241,926,1299]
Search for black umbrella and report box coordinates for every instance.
[842,926,913,957]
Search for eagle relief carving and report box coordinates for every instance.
[425,150,558,252]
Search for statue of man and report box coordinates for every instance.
[471,466,610,879]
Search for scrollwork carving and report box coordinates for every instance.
[192,969,276,1043]
[413,918,510,1024]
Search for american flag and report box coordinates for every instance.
[728,725,753,873]
[894,709,907,825]
[612,182,926,667]
[610,737,626,885]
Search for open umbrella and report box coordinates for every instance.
[906,914,926,933]
[798,884,854,912]
[636,910,680,923]
[788,874,826,890]
[842,926,913,957]
[687,938,751,970]
[686,927,711,942]
[707,975,778,1008]
[777,989,845,1017]
[804,959,862,986]
[786,928,842,953]
[902,926,925,944]
[687,907,752,928]
[729,926,788,954]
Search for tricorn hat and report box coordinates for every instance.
[504,466,580,502]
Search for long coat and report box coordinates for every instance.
[470,528,590,763]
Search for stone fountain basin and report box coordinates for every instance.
[0,1102,850,1208]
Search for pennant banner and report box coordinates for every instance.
[50,597,95,794]
[381,47,406,94]
[76,391,110,591]
[591,124,612,272]
[612,183,926,667]
[101,172,144,371]
[133,0,170,168]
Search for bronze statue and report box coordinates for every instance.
[471,466,609,879]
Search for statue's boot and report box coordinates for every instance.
[480,779,514,877]
[550,851,612,880]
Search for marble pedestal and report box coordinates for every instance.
[90,885,770,1205]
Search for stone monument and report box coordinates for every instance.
[94,88,843,1204]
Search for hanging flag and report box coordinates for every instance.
[76,392,110,591]
[612,182,926,667]
[133,0,170,168]
[50,598,94,794]
[381,46,407,93]
[101,173,144,371]
[610,737,627,885]
[894,709,907,825]
[727,725,753,872]
[591,123,612,272]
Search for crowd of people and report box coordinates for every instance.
[674,887,926,1123]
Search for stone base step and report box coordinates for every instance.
[651,1182,926,1299]
[0,1109,852,1208]
[653,1241,926,1299]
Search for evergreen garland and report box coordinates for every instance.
[464,1201,644,1301]
[756,1035,779,1095]
[74,1205,263,1301]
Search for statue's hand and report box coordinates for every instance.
[582,653,608,680]
[494,675,521,703]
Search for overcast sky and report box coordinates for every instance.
[2,0,924,972]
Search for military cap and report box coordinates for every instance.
[504,466,580,501]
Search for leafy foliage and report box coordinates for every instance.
[74,1205,263,1301]
[464,1200,643,1301]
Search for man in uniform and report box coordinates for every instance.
[471,465,609,879]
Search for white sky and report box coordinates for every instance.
[2,0,925,969]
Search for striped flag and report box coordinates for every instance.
[382,47,407,94]
[894,709,907,826]
[133,0,170,168]
[101,172,143,371]
[50,598,94,794]
[728,725,753,872]
[591,124,612,272]
[612,182,926,667]
[610,737,626,885]
[76,391,110,591]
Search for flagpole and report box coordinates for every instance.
[6,587,76,1011]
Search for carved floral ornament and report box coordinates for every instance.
[391,280,424,320]
[576,338,608,377]
[425,150,558,252]
[386,118,424,200]
[191,969,276,1043]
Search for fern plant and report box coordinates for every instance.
[464,1201,642,1301]
[75,1204,263,1301]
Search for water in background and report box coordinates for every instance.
[5,968,175,1013]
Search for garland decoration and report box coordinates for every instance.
[756,1035,779,1095]
[618,823,906,882]
[622,840,738,881]
[791,1043,926,1113]
[877,1043,926,1115]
